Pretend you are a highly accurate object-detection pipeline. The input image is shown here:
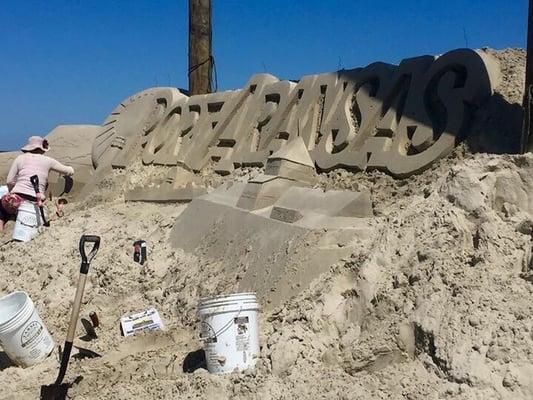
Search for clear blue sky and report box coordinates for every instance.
[0,0,527,151]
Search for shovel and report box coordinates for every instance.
[29,175,50,227]
[40,235,101,400]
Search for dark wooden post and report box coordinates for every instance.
[523,0,533,152]
[189,0,212,95]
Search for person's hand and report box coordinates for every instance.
[36,193,46,207]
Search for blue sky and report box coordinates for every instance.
[0,0,527,150]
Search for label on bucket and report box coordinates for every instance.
[235,319,250,352]
[19,212,37,227]
[234,316,249,325]
[21,321,44,349]
[204,342,220,366]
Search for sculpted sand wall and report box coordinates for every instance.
[0,125,98,185]
[91,49,500,178]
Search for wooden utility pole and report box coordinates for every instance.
[188,0,212,95]
[523,0,533,152]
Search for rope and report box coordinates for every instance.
[187,55,218,93]
[211,55,218,92]
[525,85,533,152]
[187,56,212,75]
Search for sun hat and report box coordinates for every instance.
[21,136,50,152]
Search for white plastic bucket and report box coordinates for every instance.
[0,291,55,367]
[12,201,41,242]
[198,292,260,374]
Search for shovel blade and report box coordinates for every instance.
[40,383,69,400]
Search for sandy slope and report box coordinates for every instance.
[0,148,532,400]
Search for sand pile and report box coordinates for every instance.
[0,48,532,399]
[0,148,531,399]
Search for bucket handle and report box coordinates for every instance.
[199,306,243,343]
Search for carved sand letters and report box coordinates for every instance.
[92,49,499,177]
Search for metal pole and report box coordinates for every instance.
[188,0,212,95]
[523,0,533,152]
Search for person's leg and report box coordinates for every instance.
[0,205,9,231]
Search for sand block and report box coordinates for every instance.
[265,137,317,185]
[236,175,305,211]
[125,186,207,203]
[199,181,247,207]
[265,160,316,185]
[214,159,235,175]
[165,166,201,189]
[125,166,205,202]
[292,211,374,230]
[170,198,370,308]
[236,139,317,211]
[269,137,315,168]
[270,206,304,223]
[275,186,373,217]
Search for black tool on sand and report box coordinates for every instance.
[133,240,147,265]
[40,235,101,400]
[29,175,50,227]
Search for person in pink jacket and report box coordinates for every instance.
[0,136,74,231]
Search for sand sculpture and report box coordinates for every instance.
[83,47,504,308]
[0,48,501,199]
[2,49,533,399]
[236,137,317,210]
[170,185,373,308]
[167,136,374,306]
[91,49,499,183]
[0,47,505,306]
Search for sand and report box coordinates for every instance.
[0,49,532,399]
[0,149,531,399]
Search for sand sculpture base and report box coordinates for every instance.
[170,183,373,308]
